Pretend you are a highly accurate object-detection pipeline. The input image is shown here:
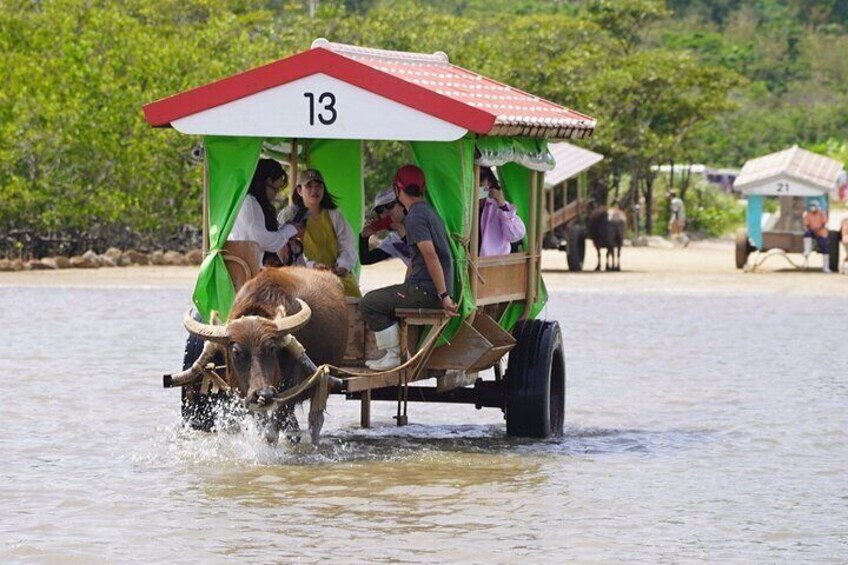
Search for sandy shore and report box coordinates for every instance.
[1,239,845,296]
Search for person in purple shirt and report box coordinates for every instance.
[478,167,526,256]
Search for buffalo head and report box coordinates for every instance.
[183,299,312,412]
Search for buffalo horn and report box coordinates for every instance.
[163,340,220,388]
[272,299,312,334]
[183,309,230,343]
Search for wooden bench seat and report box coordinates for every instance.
[394,308,449,326]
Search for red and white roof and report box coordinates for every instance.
[143,39,596,142]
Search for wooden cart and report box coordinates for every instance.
[543,142,604,271]
[733,146,843,272]
[144,39,596,438]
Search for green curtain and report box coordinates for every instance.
[409,138,475,342]
[495,162,548,331]
[308,139,364,275]
[193,135,263,322]
[190,133,547,332]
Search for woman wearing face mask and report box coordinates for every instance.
[359,188,412,268]
[228,158,303,267]
[279,168,361,297]
[478,167,526,257]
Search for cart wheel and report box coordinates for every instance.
[180,311,227,431]
[827,230,840,273]
[735,228,751,269]
[566,225,586,272]
[505,319,565,438]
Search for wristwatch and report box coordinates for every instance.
[439,291,450,300]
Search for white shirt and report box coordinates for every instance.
[229,195,297,263]
[670,197,686,221]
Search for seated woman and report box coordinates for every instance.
[279,169,361,297]
[359,188,412,268]
[228,158,301,268]
[478,167,526,256]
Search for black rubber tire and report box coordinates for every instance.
[827,230,840,273]
[180,311,227,431]
[735,228,751,270]
[505,319,566,438]
[566,225,586,272]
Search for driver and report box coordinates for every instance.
[803,200,830,273]
[359,165,458,370]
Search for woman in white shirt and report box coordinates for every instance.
[229,158,301,266]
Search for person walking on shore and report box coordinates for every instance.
[667,191,689,247]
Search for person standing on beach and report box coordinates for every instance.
[668,191,686,236]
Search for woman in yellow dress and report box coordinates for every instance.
[279,168,361,297]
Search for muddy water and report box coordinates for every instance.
[1,284,846,564]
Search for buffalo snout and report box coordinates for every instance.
[246,386,277,410]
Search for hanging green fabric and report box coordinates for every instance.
[495,161,548,331]
[409,138,475,342]
[193,136,263,322]
[307,139,364,276]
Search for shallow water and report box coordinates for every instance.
[1,284,846,563]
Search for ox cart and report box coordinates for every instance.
[542,142,604,272]
[144,39,596,439]
[734,145,844,273]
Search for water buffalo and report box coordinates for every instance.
[587,203,626,272]
[171,267,348,444]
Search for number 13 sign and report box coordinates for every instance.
[304,92,337,125]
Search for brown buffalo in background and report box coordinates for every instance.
[178,267,348,444]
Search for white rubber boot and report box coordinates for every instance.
[803,237,813,257]
[822,254,831,273]
[366,324,401,370]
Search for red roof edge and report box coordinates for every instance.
[142,49,322,127]
[142,48,496,134]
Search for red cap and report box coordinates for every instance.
[393,164,426,194]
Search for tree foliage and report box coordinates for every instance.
[0,0,844,256]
